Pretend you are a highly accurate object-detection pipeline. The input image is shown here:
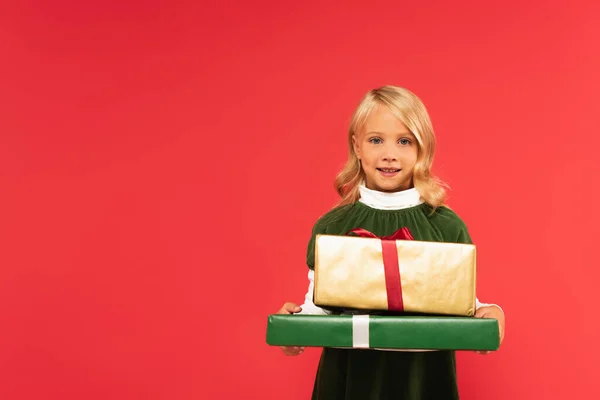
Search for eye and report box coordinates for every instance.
[368,137,382,144]
[399,138,411,145]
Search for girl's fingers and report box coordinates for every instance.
[284,303,301,313]
[277,302,301,314]
[281,346,305,356]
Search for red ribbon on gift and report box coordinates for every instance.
[347,227,414,311]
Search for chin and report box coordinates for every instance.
[377,184,404,193]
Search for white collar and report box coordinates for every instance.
[358,183,423,210]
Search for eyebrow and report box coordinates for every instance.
[365,131,414,136]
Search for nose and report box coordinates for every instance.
[381,142,398,162]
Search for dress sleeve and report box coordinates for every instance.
[305,216,328,270]
[455,224,473,245]
[300,216,331,315]
[454,223,503,312]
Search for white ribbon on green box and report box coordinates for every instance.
[352,315,370,348]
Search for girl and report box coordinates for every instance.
[277,85,505,400]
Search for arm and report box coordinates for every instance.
[455,224,504,313]
[298,269,331,315]
[455,221,505,349]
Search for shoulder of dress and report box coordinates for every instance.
[311,203,356,233]
[425,205,469,234]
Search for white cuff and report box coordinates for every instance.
[476,298,504,314]
[298,269,331,315]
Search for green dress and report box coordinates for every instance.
[305,201,473,400]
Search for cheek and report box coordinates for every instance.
[401,155,418,174]
[411,153,419,165]
[401,148,418,165]
[364,151,380,166]
[409,148,419,164]
[357,146,372,163]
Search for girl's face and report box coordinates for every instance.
[352,105,418,193]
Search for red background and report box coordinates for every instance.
[1,1,599,399]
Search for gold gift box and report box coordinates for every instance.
[313,234,477,316]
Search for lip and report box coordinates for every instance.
[377,167,401,177]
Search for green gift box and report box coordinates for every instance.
[266,314,499,351]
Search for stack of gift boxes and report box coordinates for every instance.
[266,229,499,351]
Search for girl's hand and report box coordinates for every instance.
[474,305,505,354]
[277,302,304,356]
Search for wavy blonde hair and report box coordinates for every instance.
[334,85,448,209]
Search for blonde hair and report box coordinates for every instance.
[334,85,448,209]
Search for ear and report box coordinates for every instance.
[352,134,360,159]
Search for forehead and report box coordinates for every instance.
[361,105,413,136]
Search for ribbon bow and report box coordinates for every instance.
[347,227,414,311]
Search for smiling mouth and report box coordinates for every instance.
[377,168,401,173]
